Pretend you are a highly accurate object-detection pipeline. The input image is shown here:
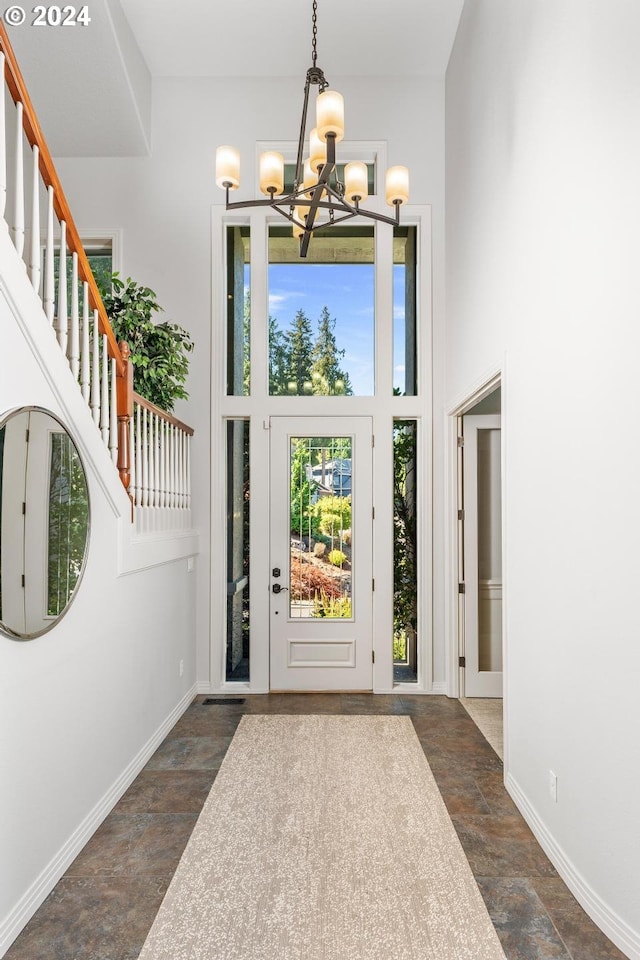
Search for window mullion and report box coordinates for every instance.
[375,221,394,398]
[250,210,269,398]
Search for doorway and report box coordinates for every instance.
[269,416,373,691]
[455,386,503,700]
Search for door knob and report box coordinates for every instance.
[272,583,288,594]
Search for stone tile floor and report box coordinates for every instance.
[5,695,627,960]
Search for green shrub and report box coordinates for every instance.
[319,510,343,538]
[312,590,352,618]
[393,632,408,662]
[328,549,347,567]
[314,495,351,532]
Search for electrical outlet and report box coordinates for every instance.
[549,770,558,802]
[187,557,194,573]
[179,659,184,677]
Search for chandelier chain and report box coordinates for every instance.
[216,0,408,257]
[312,0,318,68]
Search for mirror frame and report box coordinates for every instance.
[0,405,91,641]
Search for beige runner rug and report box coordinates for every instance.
[138,715,506,960]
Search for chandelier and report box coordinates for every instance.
[215,0,409,258]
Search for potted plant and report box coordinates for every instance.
[100,274,194,413]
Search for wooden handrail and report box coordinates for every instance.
[133,392,195,436]
[0,22,124,376]
[0,25,195,503]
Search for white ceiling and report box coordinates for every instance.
[119,0,464,79]
[6,0,464,157]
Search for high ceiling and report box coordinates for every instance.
[119,0,464,79]
[6,0,464,156]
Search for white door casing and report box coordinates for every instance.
[463,414,503,698]
[269,416,373,691]
[0,410,67,636]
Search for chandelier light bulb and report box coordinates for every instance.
[344,161,368,203]
[293,205,308,238]
[316,90,344,143]
[385,165,410,206]
[309,128,326,173]
[303,158,317,197]
[259,151,285,196]
[215,145,240,190]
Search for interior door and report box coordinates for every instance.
[269,417,373,691]
[463,414,503,697]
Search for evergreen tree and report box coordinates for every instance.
[269,317,290,395]
[286,309,314,394]
[310,306,352,395]
[289,440,318,536]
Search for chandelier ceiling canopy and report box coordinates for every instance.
[215,0,409,258]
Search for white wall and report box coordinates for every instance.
[54,72,446,690]
[0,228,198,953]
[446,1,640,954]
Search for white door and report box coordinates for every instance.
[269,417,373,691]
[463,415,503,697]
[1,412,29,634]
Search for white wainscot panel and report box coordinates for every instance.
[288,640,355,667]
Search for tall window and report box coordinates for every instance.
[226,420,250,680]
[53,237,114,304]
[47,433,89,617]
[268,226,375,396]
[393,419,418,682]
[226,226,250,396]
[394,226,417,396]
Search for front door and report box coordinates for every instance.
[269,417,373,691]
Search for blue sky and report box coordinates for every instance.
[253,263,407,395]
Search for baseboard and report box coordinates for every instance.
[430,681,448,695]
[0,684,197,959]
[506,773,639,960]
[196,680,213,694]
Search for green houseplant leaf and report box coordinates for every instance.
[100,274,194,413]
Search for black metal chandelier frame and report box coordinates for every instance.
[220,0,403,258]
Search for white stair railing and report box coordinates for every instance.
[130,395,193,532]
[0,24,193,525]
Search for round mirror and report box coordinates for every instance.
[0,407,90,640]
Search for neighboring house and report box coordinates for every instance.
[307,458,352,498]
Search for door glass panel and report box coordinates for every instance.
[393,226,417,396]
[289,436,352,619]
[226,420,250,680]
[47,432,89,618]
[269,227,375,396]
[393,420,418,682]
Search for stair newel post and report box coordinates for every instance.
[116,340,133,493]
